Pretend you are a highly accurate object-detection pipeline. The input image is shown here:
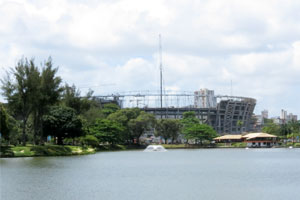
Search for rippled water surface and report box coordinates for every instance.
[1,148,300,200]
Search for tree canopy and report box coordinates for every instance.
[128,111,156,143]
[43,106,83,145]
[155,119,181,144]
[90,119,124,145]
[0,104,10,141]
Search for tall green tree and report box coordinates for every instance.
[184,123,218,144]
[128,111,156,144]
[62,84,82,114]
[1,58,40,145]
[181,111,200,143]
[107,108,141,144]
[32,57,62,144]
[90,119,124,145]
[43,106,83,145]
[155,119,181,144]
[0,104,10,142]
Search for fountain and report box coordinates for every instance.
[144,145,167,152]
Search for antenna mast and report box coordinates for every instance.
[159,34,163,110]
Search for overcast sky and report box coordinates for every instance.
[0,0,300,117]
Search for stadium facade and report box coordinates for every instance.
[95,89,256,134]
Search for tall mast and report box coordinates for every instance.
[159,34,163,110]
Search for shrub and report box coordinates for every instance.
[80,135,99,147]
[31,145,72,156]
[293,143,300,148]
[231,142,247,148]
[0,146,14,157]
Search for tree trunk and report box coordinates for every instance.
[22,119,26,146]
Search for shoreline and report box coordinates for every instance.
[1,143,299,158]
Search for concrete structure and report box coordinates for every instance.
[261,110,268,119]
[281,109,287,121]
[271,117,281,125]
[94,90,256,134]
[276,109,298,124]
[194,89,217,108]
[287,113,298,122]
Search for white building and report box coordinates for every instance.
[194,89,217,108]
[280,109,287,120]
[261,110,268,119]
[287,113,298,122]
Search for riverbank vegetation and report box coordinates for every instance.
[0,145,95,157]
[1,57,219,157]
[1,57,300,158]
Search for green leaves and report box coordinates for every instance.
[128,111,156,143]
[90,119,124,145]
[155,119,181,143]
[0,104,10,140]
[43,106,83,144]
[184,123,218,142]
[181,111,218,144]
[1,57,63,145]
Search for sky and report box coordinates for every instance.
[0,0,299,117]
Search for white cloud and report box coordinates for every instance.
[1,0,300,117]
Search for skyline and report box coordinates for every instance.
[0,0,300,117]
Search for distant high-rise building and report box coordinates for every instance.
[194,89,217,108]
[261,110,268,119]
[280,109,287,120]
[287,113,298,122]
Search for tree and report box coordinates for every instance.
[184,123,218,144]
[181,111,200,143]
[90,119,124,145]
[155,119,181,144]
[32,57,62,144]
[128,111,156,144]
[43,106,83,145]
[80,135,99,147]
[1,58,40,145]
[262,121,280,135]
[285,121,300,143]
[61,84,82,114]
[237,120,243,132]
[107,108,141,144]
[0,104,10,142]
[101,103,120,117]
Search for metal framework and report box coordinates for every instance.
[94,91,256,134]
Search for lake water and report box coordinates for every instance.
[1,148,300,200]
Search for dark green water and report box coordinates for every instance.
[1,148,300,200]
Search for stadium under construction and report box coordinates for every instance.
[94,89,256,134]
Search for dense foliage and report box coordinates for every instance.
[0,104,10,141]
[155,119,181,143]
[262,120,300,141]
[0,57,221,147]
[43,106,83,145]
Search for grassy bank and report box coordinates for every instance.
[0,144,146,158]
[2,142,299,158]
[0,145,96,158]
